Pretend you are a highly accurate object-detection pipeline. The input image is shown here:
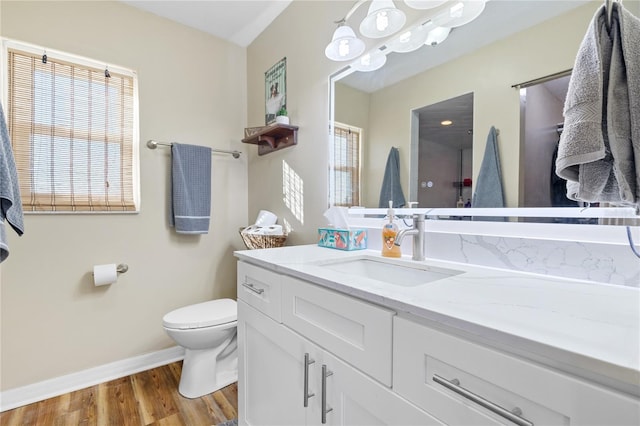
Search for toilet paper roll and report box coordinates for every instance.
[93,264,118,286]
[263,225,283,235]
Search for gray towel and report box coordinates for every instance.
[472,126,505,209]
[0,101,24,263]
[170,143,212,234]
[607,2,640,206]
[556,3,640,206]
[378,147,406,208]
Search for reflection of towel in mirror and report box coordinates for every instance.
[170,143,212,234]
[0,101,24,263]
[556,3,640,206]
[378,147,406,208]
[472,126,505,209]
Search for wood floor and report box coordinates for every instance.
[0,361,237,426]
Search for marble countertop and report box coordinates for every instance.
[234,245,640,396]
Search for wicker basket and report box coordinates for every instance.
[239,227,287,250]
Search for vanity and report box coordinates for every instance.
[235,245,640,426]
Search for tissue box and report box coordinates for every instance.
[318,228,367,251]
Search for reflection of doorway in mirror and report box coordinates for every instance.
[412,93,474,209]
[520,75,576,211]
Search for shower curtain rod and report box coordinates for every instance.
[511,69,572,89]
[146,140,241,159]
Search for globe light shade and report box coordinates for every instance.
[442,0,486,28]
[387,24,430,53]
[351,49,388,72]
[325,25,366,61]
[404,0,448,10]
[359,0,407,39]
[425,26,451,45]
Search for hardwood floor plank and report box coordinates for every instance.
[0,362,236,426]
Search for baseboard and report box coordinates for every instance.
[0,346,185,412]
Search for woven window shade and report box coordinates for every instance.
[7,48,136,212]
[332,125,360,207]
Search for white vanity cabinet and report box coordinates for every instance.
[393,315,640,426]
[237,260,442,426]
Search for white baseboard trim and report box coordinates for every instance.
[0,346,185,412]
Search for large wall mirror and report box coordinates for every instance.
[330,0,606,214]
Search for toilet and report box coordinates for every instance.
[162,298,238,398]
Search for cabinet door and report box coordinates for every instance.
[315,350,444,426]
[238,300,314,426]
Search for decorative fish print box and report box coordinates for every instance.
[318,228,367,251]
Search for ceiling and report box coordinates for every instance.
[120,0,291,47]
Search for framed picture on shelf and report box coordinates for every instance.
[265,57,286,125]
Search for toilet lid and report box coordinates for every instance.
[163,298,237,330]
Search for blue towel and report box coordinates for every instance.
[378,147,406,208]
[0,101,24,263]
[170,143,212,234]
[472,127,505,209]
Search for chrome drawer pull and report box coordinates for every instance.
[321,364,333,424]
[242,282,265,294]
[304,353,315,407]
[433,374,533,426]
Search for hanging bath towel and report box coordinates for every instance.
[472,127,505,209]
[378,147,406,208]
[170,143,212,234]
[0,101,24,263]
[556,3,640,206]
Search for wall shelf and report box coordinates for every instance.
[242,123,299,155]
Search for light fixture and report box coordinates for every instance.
[359,0,406,39]
[387,23,430,53]
[441,119,453,126]
[351,48,388,72]
[325,24,366,61]
[441,1,486,28]
[425,26,451,45]
[324,0,486,65]
[404,0,448,10]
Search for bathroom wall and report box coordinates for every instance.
[246,1,621,244]
[0,1,248,391]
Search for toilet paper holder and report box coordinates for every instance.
[91,263,129,276]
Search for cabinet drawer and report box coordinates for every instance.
[237,261,282,322]
[393,315,640,426]
[281,275,395,386]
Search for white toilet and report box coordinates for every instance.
[162,298,238,398]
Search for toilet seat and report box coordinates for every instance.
[163,298,237,330]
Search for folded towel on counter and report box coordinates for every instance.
[472,126,505,209]
[0,101,24,263]
[170,143,212,234]
[378,147,406,208]
[557,3,640,206]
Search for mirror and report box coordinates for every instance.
[331,0,598,209]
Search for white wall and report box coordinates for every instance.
[245,1,350,245]
[0,1,248,390]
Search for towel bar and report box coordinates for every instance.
[147,140,241,159]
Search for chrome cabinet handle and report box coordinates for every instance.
[304,353,315,407]
[433,374,533,426]
[321,364,333,424]
[242,282,264,294]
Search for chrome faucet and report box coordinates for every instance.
[394,214,426,261]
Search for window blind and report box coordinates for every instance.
[7,48,136,212]
[332,124,360,207]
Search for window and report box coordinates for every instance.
[3,40,139,212]
[329,122,361,207]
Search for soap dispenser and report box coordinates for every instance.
[381,201,401,258]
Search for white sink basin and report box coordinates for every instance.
[317,256,463,287]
